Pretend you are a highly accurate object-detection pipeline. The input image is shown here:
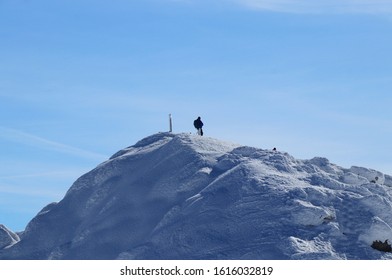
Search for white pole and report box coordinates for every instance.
[169,114,173,132]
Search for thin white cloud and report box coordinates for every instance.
[0,170,80,180]
[0,126,107,161]
[0,183,63,198]
[233,0,392,14]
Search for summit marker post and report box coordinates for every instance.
[169,114,173,132]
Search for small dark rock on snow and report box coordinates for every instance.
[371,240,392,252]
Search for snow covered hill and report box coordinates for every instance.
[1,132,392,259]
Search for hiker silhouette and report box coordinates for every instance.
[193,117,204,136]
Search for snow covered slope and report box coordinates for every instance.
[1,132,392,259]
[0,225,19,250]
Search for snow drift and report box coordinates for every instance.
[1,132,392,259]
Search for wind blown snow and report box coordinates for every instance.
[1,133,392,259]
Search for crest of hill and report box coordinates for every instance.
[1,132,392,259]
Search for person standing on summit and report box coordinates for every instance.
[193,116,204,136]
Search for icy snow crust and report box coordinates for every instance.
[1,132,392,259]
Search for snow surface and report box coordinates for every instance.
[0,225,20,250]
[1,132,392,259]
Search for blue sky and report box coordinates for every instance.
[1,0,392,231]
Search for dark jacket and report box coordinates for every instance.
[193,117,203,129]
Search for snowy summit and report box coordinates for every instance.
[1,133,392,259]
